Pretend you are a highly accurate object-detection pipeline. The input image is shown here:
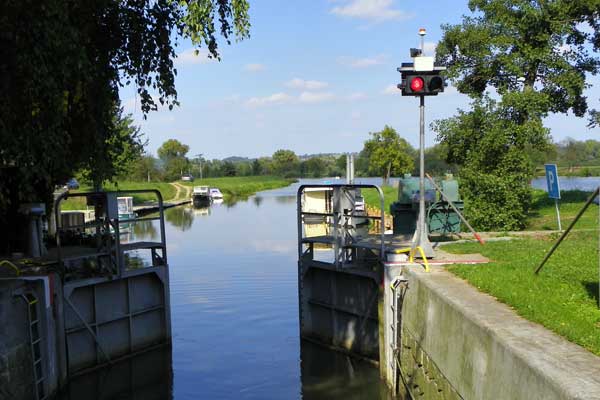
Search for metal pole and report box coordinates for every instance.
[555,198,562,231]
[535,186,600,274]
[426,173,485,245]
[413,95,435,257]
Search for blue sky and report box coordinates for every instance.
[121,0,600,160]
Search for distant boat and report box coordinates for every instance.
[117,197,137,220]
[192,186,211,207]
[209,188,223,200]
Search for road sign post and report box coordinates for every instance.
[544,164,562,231]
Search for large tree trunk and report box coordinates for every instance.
[383,162,392,186]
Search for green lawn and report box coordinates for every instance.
[363,185,397,214]
[60,177,294,210]
[180,176,295,200]
[61,181,177,210]
[444,228,600,355]
[527,189,598,231]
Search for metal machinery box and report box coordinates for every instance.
[391,175,464,235]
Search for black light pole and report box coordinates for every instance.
[397,28,446,258]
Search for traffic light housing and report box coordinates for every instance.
[398,71,445,96]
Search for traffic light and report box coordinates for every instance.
[398,71,445,96]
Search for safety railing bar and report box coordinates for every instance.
[118,216,161,224]
[301,211,381,220]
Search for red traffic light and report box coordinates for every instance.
[409,77,424,92]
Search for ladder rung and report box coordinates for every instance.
[34,358,42,365]
[30,319,38,325]
[36,378,45,384]
[32,338,41,345]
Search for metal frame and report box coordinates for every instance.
[53,190,168,279]
[297,184,386,267]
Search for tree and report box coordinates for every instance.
[423,143,457,177]
[222,161,237,176]
[434,96,548,230]
[0,0,250,250]
[304,157,327,178]
[93,108,146,185]
[251,159,262,175]
[158,139,190,181]
[128,154,161,182]
[362,126,414,185]
[272,149,299,177]
[434,0,600,230]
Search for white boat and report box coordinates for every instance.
[117,197,136,220]
[192,186,211,207]
[209,187,223,200]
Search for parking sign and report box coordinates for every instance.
[545,164,560,199]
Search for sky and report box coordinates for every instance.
[120,0,600,160]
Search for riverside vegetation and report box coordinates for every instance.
[61,176,293,210]
[365,185,600,354]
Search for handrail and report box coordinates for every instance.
[0,260,20,276]
[53,189,168,278]
[297,184,386,262]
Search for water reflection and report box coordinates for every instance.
[165,206,194,231]
[252,196,264,208]
[276,195,296,204]
[58,347,173,400]
[132,219,158,240]
[300,340,390,400]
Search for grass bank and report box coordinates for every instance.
[362,185,397,214]
[443,224,599,354]
[527,189,597,231]
[61,181,177,210]
[180,176,295,201]
[61,177,293,210]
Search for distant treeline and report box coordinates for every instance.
[534,138,600,176]
[115,135,600,183]
[117,134,458,183]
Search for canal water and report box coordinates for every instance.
[60,180,389,400]
[58,176,600,399]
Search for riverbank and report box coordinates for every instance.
[60,176,294,210]
[363,185,597,232]
[179,176,296,201]
[362,182,600,355]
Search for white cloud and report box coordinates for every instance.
[338,54,387,68]
[176,48,215,65]
[285,78,329,90]
[244,63,265,72]
[299,91,336,103]
[382,84,400,95]
[331,0,410,22]
[245,92,291,107]
[347,92,367,101]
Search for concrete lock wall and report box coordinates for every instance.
[0,278,60,400]
[384,266,600,400]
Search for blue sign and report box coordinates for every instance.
[545,164,561,199]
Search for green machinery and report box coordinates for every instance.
[391,174,464,235]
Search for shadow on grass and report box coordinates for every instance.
[583,281,600,304]
[532,190,591,208]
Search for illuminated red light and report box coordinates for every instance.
[410,77,424,92]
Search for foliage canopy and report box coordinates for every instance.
[362,126,414,184]
[434,0,600,230]
[0,0,250,240]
